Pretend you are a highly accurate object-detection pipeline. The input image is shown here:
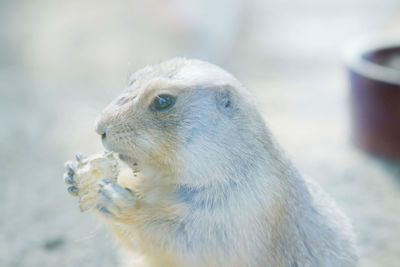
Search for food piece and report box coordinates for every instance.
[74,152,119,211]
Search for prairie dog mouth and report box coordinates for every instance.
[118,153,140,171]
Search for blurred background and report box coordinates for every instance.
[1,0,400,266]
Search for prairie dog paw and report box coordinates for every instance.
[63,152,119,211]
[96,179,136,219]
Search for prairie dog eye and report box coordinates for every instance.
[151,94,176,111]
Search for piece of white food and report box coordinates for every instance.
[74,152,119,211]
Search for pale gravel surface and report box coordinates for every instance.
[1,1,400,266]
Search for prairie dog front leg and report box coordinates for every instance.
[63,152,136,221]
[96,179,137,222]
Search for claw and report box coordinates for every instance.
[98,179,112,188]
[67,186,79,196]
[99,180,133,196]
[63,173,75,185]
[64,161,76,174]
[98,188,112,203]
[75,153,85,163]
[124,188,133,195]
[96,204,114,217]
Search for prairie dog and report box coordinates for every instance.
[64,58,357,266]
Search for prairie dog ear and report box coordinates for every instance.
[215,85,235,116]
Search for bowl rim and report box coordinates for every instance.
[343,35,400,85]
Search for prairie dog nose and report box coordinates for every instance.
[96,122,109,140]
[94,115,107,136]
[96,124,114,151]
[94,113,116,151]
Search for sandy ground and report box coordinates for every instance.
[1,0,400,266]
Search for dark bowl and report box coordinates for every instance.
[345,38,400,158]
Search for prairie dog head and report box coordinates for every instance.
[96,58,269,187]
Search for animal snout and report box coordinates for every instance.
[97,125,114,151]
[95,116,112,147]
[95,114,108,135]
[101,132,112,150]
[101,132,107,141]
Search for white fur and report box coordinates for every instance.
[94,58,357,267]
